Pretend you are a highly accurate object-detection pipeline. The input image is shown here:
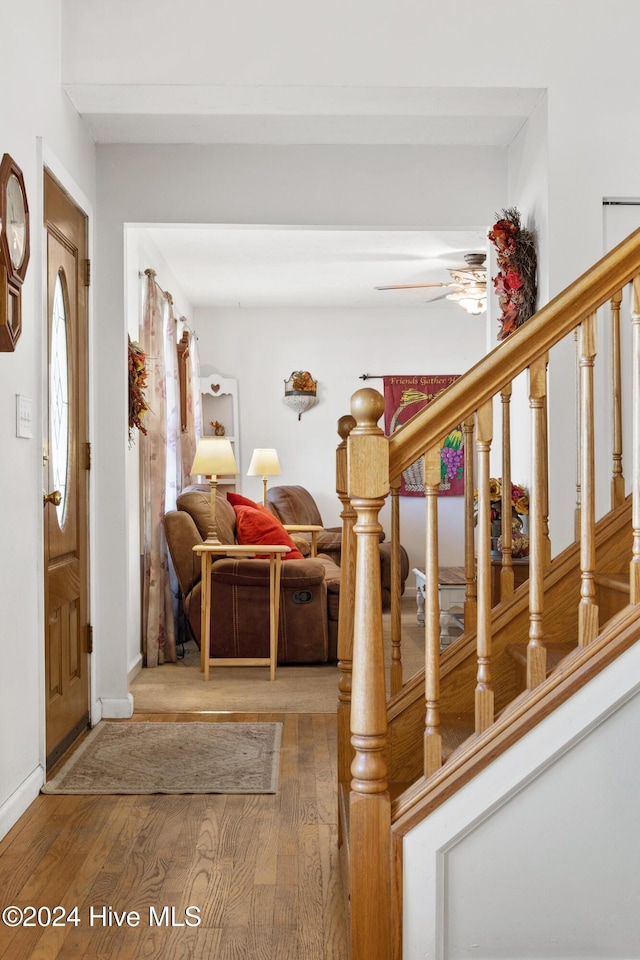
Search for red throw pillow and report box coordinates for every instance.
[227,491,265,511]
[232,504,304,560]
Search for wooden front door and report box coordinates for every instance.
[43,171,90,770]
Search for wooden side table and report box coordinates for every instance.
[491,556,529,606]
[282,523,324,556]
[412,566,466,643]
[192,542,291,681]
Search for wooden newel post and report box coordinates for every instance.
[347,388,392,960]
[336,413,357,794]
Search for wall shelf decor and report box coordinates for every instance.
[283,370,318,420]
[199,373,239,485]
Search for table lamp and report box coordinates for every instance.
[247,448,281,506]
[190,437,238,542]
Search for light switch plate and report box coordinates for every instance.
[16,394,33,439]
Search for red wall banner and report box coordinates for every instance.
[383,375,463,497]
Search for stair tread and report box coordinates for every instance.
[440,712,475,760]
[389,781,414,801]
[594,570,630,590]
[506,641,576,671]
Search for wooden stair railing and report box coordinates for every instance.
[337,228,640,960]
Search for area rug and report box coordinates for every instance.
[42,721,282,795]
[130,596,426,714]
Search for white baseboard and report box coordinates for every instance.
[100,694,134,719]
[127,653,143,685]
[0,767,44,842]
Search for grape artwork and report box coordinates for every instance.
[441,438,463,481]
[383,375,463,497]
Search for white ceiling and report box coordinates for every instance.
[143,225,490,309]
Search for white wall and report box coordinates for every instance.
[500,94,549,492]
[0,0,95,838]
[194,302,487,572]
[403,641,640,959]
[59,0,638,99]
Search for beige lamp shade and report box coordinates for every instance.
[190,437,238,478]
[247,448,281,506]
[247,448,281,478]
[190,438,238,543]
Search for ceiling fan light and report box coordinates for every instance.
[446,290,487,315]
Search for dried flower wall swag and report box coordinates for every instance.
[488,208,537,341]
[128,336,149,442]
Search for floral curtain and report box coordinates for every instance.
[164,296,181,513]
[179,318,203,490]
[140,269,179,665]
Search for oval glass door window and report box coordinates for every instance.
[50,270,70,526]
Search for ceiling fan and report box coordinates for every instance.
[375,252,487,315]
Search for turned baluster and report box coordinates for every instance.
[574,329,582,541]
[463,415,477,631]
[610,289,625,509]
[336,413,356,796]
[389,475,403,695]
[347,388,392,960]
[630,277,640,604]
[500,382,515,602]
[578,313,599,647]
[541,384,552,567]
[527,356,547,688]
[475,400,494,733]
[424,444,443,776]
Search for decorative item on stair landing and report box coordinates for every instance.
[474,478,530,557]
[127,335,149,443]
[383,374,463,496]
[488,207,537,341]
[283,370,318,420]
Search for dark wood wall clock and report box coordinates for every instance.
[0,153,30,351]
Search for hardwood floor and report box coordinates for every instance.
[0,713,347,959]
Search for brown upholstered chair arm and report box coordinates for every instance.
[289,535,312,557]
[316,529,343,553]
[164,510,202,597]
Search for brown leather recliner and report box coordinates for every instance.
[266,484,343,564]
[164,488,341,663]
[266,484,410,609]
